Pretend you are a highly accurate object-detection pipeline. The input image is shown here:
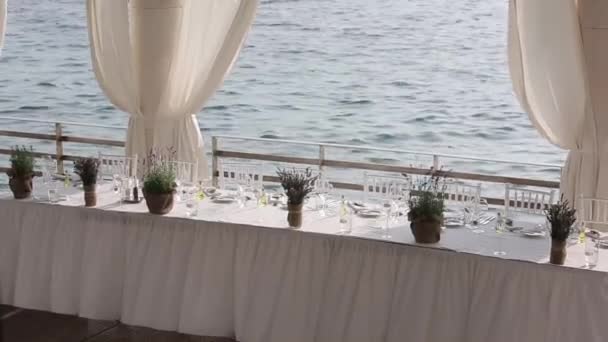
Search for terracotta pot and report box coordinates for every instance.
[9,174,33,199]
[550,239,567,265]
[83,184,97,207]
[410,217,442,244]
[143,190,175,215]
[287,203,304,228]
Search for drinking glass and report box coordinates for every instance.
[585,231,600,269]
[185,192,199,218]
[112,174,122,195]
[465,197,484,233]
[382,198,394,239]
[48,188,59,204]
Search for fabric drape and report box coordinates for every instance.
[87,0,259,179]
[2,198,608,342]
[508,0,603,203]
[0,0,7,53]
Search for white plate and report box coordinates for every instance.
[212,196,236,204]
[522,231,546,238]
[357,210,382,218]
[444,221,463,228]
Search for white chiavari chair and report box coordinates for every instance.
[443,181,482,203]
[162,160,198,185]
[504,184,556,215]
[579,197,608,232]
[218,161,264,190]
[363,172,411,201]
[98,153,138,180]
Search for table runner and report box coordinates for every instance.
[1,185,607,341]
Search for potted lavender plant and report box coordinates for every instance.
[7,146,36,199]
[277,168,317,228]
[142,149,177,215]
[74,157,100,207]
[407,173,446,243]
[545,195,576,265]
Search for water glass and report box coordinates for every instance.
[48,188,59,203]
[185,197,199,218]
[112,175,122,195]
[585,232,600,268]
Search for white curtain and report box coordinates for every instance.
[0,0,7,53]
[508,0,601,203]
[87,0,259,179]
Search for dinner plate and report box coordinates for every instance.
[357,209,382,218]
[522,231,546,238]
[444,221,463,228]
[212,196,236,204]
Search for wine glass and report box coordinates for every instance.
[315,178,333,217]
[465,196,484,233]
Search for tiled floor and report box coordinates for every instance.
[0,305,236,342]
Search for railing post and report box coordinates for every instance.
[211,136,218,187]
[55,123,64,174]
[319,145,325,173]
[432,154,439,170]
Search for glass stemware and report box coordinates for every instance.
[585,230,600,269]
[184,190,199,218]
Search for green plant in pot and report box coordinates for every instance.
[74,158,100,207]
[408,173,446,243]
[545,195,576,265]
[7,146,36,199]
[143,163,177,215]
[277,168,317,228]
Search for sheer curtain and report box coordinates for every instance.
[0,0,7,52]
[87,0,259,179]
[508,0,601,203]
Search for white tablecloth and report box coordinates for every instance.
[1,183,608,342]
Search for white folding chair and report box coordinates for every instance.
[218,161,264,190]
[504,184,556,215]
[579,197,608,232]
[162,160,198,185]
[98,153,138,180]
[363,172,411,201]
[443,181,482,203]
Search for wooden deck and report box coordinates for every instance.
[0,305,236,342]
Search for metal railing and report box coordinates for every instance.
[0,116,562,205]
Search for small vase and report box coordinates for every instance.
[83,184,97,207]
[410,216,442,243]
[9,174,34,200]
[143,190,175,215]
[550,239,567,265]
[287,203,304,228]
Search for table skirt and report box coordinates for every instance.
[1,200,607,342]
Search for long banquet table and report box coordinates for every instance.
[1,183,608,342]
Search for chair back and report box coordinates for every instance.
[218,161,263,190]
[443,181,482,203]
[98,153,138,180]
[162,160,198,185]
[504,184,556,215]
[363,172,411,201]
